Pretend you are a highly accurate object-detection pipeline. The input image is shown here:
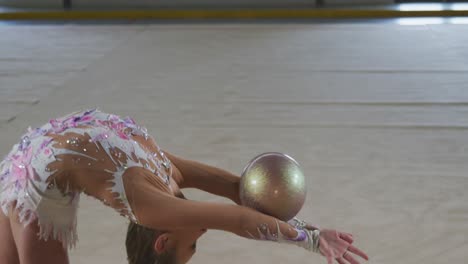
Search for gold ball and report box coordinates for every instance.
[239,152,307,221]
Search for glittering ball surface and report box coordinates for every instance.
[239,152,307,221]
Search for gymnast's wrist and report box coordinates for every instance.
[294,228,320,253]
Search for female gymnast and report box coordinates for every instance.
[0,109,369,264]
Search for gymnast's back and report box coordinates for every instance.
[0,109,173,248]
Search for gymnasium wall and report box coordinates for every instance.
[0,0,394,8]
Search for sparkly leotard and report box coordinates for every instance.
[0,109,172,248]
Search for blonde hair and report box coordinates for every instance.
[126,222,176,264]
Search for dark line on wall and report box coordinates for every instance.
[63,0,72,10]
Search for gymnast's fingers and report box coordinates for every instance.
[320,239,334,264]
[327,251,334,264]
[339,233,353,244]
[337,258,347,264]
[348,245,369,260]
[343,252,360,264]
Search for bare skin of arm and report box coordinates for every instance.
[122,167,300,242]
[164,151,242,205]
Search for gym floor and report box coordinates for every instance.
[1,19,467,264]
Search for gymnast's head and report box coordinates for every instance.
[126,222,207,264]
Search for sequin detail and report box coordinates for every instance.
[246,220,316,251]
[0,109,171,249]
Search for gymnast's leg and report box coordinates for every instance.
[9,206,69,264]
[0,209,19,264]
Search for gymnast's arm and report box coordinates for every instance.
[123,168,370,264]
[123,169,308,246]
[164,151,242,205]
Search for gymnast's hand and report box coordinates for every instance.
[316,229,368,264]
[287,218,368,263]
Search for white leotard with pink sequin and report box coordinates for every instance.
[0,109,172,248]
